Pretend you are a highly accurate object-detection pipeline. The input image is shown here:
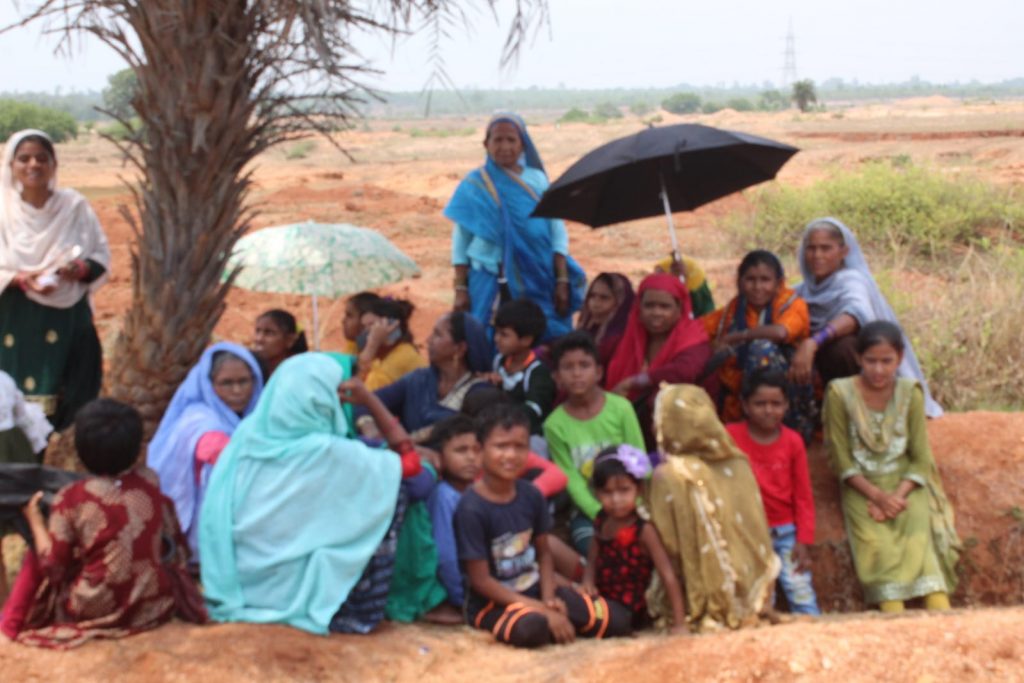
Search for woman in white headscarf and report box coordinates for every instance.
[0,129,111,432]
[789,217,941,418]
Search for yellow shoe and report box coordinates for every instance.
[924,592,951,610]
[878,600,905,613]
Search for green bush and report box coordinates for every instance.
[661,92,701,114]
[726,97,755,112]
[629,101,651,116]
[0,99,78,143]
[758,90,788,111]
[285,140,316,160]
[407,126,475,138]
[701,101,723,114]
[102,68,138,121]
[593,102,623,119]
[558,107,591,123]
[98,118,141,141]
[725,161,1024,257]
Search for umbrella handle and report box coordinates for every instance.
[659,173,682,261]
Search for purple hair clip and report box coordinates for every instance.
[597,444,652,480]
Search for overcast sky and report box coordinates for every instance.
[1,0,1020,93]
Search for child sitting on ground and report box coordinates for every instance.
[491,299,556,436]
[543,331,645,555]
[726,370,820,615]
[581,445,687,633]
[426,415,482,612]
[455,403,631,647]
[461,387,567,500]
[1,398,205,648]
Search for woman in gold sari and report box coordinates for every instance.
[647,384,779,632]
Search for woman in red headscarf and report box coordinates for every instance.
[606,274,718,449]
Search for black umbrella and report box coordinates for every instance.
[532,123,798,255]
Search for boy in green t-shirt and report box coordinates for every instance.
[543,332,645,555]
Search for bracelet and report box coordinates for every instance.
[390,438,416,456]
[811,324,835,347]
[555,277,569,284]
[454,284,468,292]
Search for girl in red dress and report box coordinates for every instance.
[580,445,687,633]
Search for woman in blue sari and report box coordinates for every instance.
[444,113,586,341]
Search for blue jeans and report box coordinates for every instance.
[771,523,820,615]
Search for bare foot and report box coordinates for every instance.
[423,603,463,626]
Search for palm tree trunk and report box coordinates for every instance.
[104,1,259,437]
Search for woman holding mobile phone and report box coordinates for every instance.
[0,129,111,433]
[355,297,426,391]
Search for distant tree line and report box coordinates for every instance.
[3,73,1024,123]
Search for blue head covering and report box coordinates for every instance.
[199,353,402,634]
[487,112,544,174]
[796,217,942,418]
[147,342,263,546]
[444,114,587,340]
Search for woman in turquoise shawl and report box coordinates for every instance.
[198,353,403,635]
[445,113,586,340]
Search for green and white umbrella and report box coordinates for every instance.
[227,221,420,349]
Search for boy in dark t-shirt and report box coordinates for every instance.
[454,404,632,648]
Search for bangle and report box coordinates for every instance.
[811,324,835,347]
[391,438,416,456]
[454,284,468,292]
[555,277,569,284]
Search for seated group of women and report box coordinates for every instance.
[0,119,953,648]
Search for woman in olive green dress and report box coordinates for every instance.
[824,321,959,612]
[0,129,110,434]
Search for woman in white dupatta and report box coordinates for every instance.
[790,217,942,418]
[0,129,111,432]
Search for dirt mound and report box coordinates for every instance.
[2,607,1022,681]
[793,129,1024,142]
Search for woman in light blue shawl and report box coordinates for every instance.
[444,113,586,340]
[198,353,404,635]
[147,342,263,558]
[790,217,942,417]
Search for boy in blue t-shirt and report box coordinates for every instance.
[454,404,632,647]
[426,414,481,610]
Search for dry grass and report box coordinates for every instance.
[889,246,1024,411]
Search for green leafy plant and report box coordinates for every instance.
[661,92,701,114]
[285,139,316,159]
[0,99,78,142]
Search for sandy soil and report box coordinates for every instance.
[3,607,1023,682]
[4,100,1023,679]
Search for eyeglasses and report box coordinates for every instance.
[214,377,254,390]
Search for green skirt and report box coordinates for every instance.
[384,500,447,622]
[841,470,958,604]
[0,288,102,430]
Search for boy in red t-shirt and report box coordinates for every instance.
[726,369,820,615]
